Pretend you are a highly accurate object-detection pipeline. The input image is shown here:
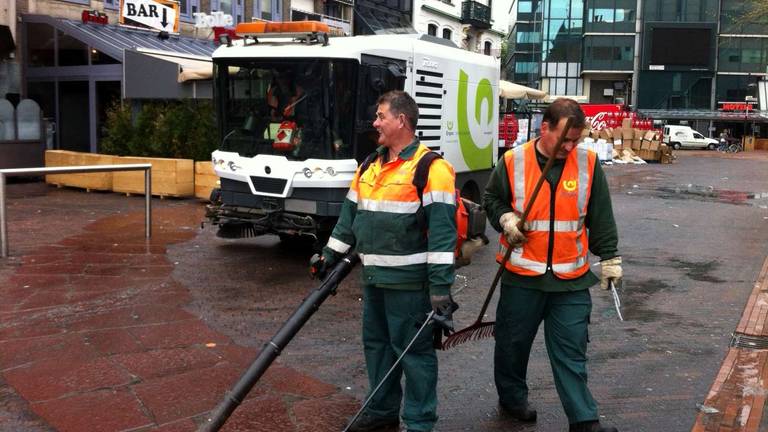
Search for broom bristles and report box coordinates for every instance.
[441,322,496,349]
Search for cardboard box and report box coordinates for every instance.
[621,118,632,129]
[631,139,642,150]
[649,140,660,151]
[640,140,651,150]
[643,130,657,141]
[613,140,623,150]
[634,129,645,139]
[621,128,634,140]
[599,128,612,141]
[612,128,623,141]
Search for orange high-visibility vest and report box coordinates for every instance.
[496,140,596,279]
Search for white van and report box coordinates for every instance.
[663,125,719,150]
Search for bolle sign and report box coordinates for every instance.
[193,12,234,28]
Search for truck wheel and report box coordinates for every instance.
[671,142,681,150]
[209,188,222,204]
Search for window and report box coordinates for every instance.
[718,37,768,73]
[26,23,55,67]
[484,41,492,55]
[213,0,245,23]
[442,28,452,40]
[428,23,437,36]
[178,0,201,22]
[58,30,88,66]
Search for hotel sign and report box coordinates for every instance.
[718,101,757,112]
[120,0,180,33]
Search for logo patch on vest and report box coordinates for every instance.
[562,179,578,192]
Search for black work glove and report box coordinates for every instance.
[309,253,329,280]
[430,294,459,336]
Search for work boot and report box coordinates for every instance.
[499,401,537,422]
[569,420,618,432]
[347,412,399,432]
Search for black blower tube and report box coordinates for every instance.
[198,252,360,432]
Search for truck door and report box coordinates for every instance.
[353,55,406,161]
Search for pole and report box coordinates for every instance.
[145,167,152,238]
[198,253,361,432]
[0,174,7,258]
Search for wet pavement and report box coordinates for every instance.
[0,149,767,431]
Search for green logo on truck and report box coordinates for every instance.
[457,69,493,170]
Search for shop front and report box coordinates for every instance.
[21,14,215,153]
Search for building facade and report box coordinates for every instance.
[507,0,768,126]
[411,0,510,56]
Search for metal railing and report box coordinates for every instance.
[0,164,152,258]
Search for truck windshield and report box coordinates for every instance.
[213,58,356,160]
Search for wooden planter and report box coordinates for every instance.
[44,150,116,191]
[112,156,194,198]
[194,161,220,200]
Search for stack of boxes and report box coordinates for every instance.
[585,118,673,164]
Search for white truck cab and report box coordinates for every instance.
[663,125,718,150]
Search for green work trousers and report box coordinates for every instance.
[361,284,438,432]
[494,284,599,424]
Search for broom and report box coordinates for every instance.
[442,117,576,349]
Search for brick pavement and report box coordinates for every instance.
[2,169,768,431]
[0,188,355,432]
[692,256,768,431]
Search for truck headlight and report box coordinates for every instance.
[326,167,336,176]
[228,161,241,171]
[303,167,313,178]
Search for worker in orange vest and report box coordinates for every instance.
[483,98,622,432]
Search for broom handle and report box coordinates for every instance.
[472,117,576,324]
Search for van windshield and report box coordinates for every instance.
[213,58,357,160]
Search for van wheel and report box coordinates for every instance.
[708,143,717,150]
[671,142,681,150]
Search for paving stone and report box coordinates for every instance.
[111,346,223,380]
[4,356,134,402]
[0,333,97,371]
[133,365,246,424]
[219,396,295,432]
[128,320,232,350]
[82,328,146,355]
[31,388,151,432]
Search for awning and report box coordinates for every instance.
[137,48,213,82]
[637,108,768,122]
[124,49,212,99]
[499,80,548,100]
[23,15,216,98]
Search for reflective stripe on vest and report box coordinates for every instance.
[496,141,595,279]
[360,251,454,267]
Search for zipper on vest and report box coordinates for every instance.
[546,178,556,273]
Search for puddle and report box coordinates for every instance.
[626,183,768,206]
[669,258,725,283]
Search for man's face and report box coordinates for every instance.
[539,118,583,159]
[372,102,405,146]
